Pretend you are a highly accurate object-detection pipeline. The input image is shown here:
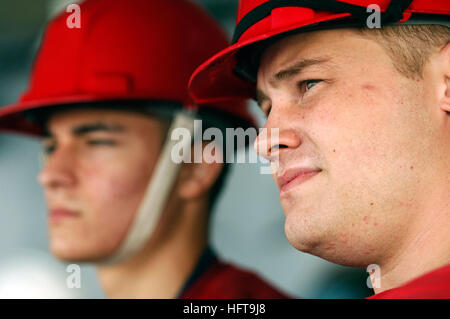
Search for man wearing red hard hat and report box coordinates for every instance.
[189,0,450,298]
[0,0,289,298]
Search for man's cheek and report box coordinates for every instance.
[326,140,387,203]
[90,165,143,193]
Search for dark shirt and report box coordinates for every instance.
[178,247,290,299]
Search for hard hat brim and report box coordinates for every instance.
[189,5,449,104]
[0,94,158,136]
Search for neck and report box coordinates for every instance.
[372,190,450,294]
[96,198,209,299]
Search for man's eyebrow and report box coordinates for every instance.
[271,57,332,85]
[255,57,332,107]
[72,122,126,136]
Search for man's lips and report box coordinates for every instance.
[277,168,322,193]
[49,208,80,222]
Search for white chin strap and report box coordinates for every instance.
[98,112,197,265]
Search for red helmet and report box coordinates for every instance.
[0,0,253,135]
[188,0,450,103]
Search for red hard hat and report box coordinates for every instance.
[0,0,254,135]
[188,0,450,104]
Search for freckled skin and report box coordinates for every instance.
[38,109,169,261]
[256,29,449,268]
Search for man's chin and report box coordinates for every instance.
[50,247,113,263]
[283,214,344,260]
[284,221,319,255]
[284,226,371,267]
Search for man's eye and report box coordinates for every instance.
[299,79,322,93]
[87,139,117,146]
[43,144,56,155]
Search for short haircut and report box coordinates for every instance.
[358,25,450,79]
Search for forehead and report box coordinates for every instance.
[45,108,163,135]
[258,28,374,77]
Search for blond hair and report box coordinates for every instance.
[359,25,450,79]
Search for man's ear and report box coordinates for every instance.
[438,42,450,113]
[177,143,224,200]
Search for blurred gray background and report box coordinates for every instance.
[0,0,372,298]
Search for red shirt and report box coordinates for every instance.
[179,248,289,299]
[369,264,450,299]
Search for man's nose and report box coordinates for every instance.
[37,146,77,189]
[254,116,302,161]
